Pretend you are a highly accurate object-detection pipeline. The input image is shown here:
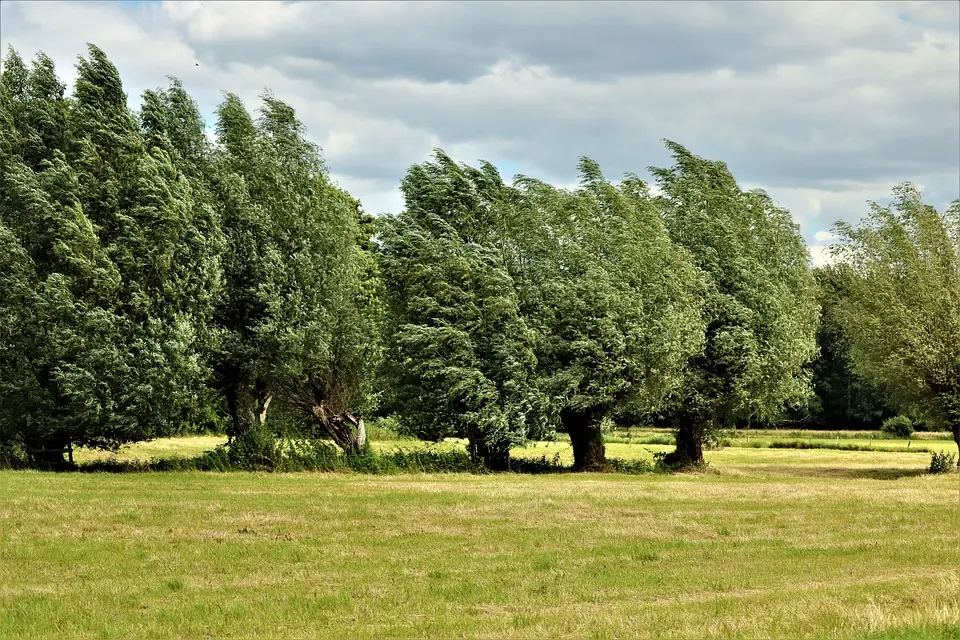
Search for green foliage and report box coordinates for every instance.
[928,451,957,474]
[0,45,375,462]
[833,184,960,459]
[509,157,706,464]
[650,141,820,466]
[378,151,546,467]
[0,45,219,454]
[880,416,914,439]
[208,92,378,442]
[800,266,894,429]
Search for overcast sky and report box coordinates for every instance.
[2,0,958,265]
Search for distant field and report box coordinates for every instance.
[2,433,959,639]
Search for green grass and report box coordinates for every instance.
[2,434,959,639]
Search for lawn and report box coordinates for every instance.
[1,436,959,639]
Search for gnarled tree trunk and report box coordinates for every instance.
[310,403,367,455]
[25,433,73,470]
[563,410,606,471]
[664,421,705,469]
[255,382,273,428]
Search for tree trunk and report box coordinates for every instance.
[951,422,960,468]
[26,433,73,470]
[563,410,606,471]
[468,437,511,471]
[225,383,240,443]
[255,383,273,428]
[309,404,367,455]
[664,422,704,469]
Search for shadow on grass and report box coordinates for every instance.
[752,465,930,480]
[11,448,661,476]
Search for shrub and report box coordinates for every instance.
[881,416,914,438]
[0,438,28,470]
[929,451,957,474]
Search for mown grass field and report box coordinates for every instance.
[2,433,959,639]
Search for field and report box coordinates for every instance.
[1,433,959,639]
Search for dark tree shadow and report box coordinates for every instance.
[757,465,929,480]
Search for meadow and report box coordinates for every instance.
[1,432,959,639]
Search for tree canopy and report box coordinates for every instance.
[650,141,820,467]
[1,42,952,475]
[832,184,960,461]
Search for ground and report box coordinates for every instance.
[1,432,958,639]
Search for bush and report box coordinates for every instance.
[0,438,29,470]
[881,416,914,438]
[929,451,957,474]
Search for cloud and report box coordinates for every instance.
[1,0,957,251]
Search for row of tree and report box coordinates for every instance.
[1,45,958,469]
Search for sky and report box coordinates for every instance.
[2,0,958,266]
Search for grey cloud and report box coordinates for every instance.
[164,2,946,83]
[2,0,958,246]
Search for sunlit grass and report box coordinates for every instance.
[3,430,959,638]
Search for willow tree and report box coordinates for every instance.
[377,151,544,469]
[651,141,820,468]
[208,92,377,452]
[832,185,960,463]
[0,45,220,461]
[510,159,706,470]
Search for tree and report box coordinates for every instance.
[804,266,893,429]
[832,184,960,463]
[0,45,218,462]
[208,92,376,453]
[651,141,820,468]
[377,151,544,469]
[509,159,706,469]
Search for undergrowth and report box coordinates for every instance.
[64,439,659,475]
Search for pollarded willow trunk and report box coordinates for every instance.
[664,421,705,469]
[309,403,367,455]
[255,382,273,428]
[25,432,73,469]
[468,437,511,471]
[563,410,606,471]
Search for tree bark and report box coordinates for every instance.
[25,433,73,470]
[309,404,367,455]
[225,383,241,443]
[664,422,704,469]
[255,382,273,428]
[468,436,511,471]
[951,422,960,468]
[563,410,606,471]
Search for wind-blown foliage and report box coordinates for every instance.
[802,265,893,429]
[650,141,820,467]
[0,45,220,459]
[378,151,544,469]
[508,158,706,469]
[832,185,960,462]
[208,91,378,452]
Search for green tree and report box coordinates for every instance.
[651,141,820,467]
[510,159,706,469]
[209,92,376,453]
[804,265,893,429]
[0,45,218,461]
[832,184,960,463]
[377,151,543,469]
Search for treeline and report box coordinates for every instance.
[1,45,958,471]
